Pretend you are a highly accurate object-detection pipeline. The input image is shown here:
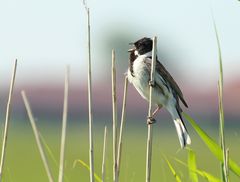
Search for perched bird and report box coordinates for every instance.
[127,37,191,148]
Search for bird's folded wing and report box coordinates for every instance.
[144,57,188,108]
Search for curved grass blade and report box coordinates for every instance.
[163,156,181,182]
[183,113,240,176]
[175,158,220,182]
[187,148,198,182]
[73,160,102,182]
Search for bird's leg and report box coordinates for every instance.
[149,80,155,87]
[147,116,156,125]
[147,106,162,125]
[152,106,162,117]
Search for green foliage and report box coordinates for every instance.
[212,13,228,182]
[2,125,240,181]
[39,133,58,167]
[183,113,240,177]
[73,160,102,182]
[175,158,221,182]
[164,156,182,182]
[187,148,198,182]
[39,132,70,182]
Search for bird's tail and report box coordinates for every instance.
[173,118,191,148]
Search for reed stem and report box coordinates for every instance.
[101,126,108,182]
[145,36,157,182]
[83,1,95,181]
[58,66,70,182]
[21,91,54,182]
[111,49,118,182]
[0,59,17,181]
[87,8,95,182]
[116,76,128,180]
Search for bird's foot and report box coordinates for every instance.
[149,80,155,87]
[147,116,156,125]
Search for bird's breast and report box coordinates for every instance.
[127,58,150,100]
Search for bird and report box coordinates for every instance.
[127,37,191,148]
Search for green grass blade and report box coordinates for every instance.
[175,158,221,182]
[74,160,102,182]
[200,171,221,182]
[39,133,58,167]
[183,113,240,176]
[212,13,228,182]
[163,156,182,182]
[39,133,70,182]
[187,148,198,182]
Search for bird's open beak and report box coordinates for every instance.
[128,43,136,52]
[128,48,136,52]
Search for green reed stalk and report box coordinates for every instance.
[212,17,228,182]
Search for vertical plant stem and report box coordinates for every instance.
[145,36,157,182]
[21,91,54,182]
[102,126,107,182]
[226,148,229,179]
[111,49,118,182]
[86,7,95,182]
[116,76,128,180]
[0,59,17,181]
[212,16,228,182]
[58,66,70,182]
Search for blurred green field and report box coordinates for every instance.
[2,118,240,182]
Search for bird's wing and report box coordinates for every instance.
[144,57,188,108]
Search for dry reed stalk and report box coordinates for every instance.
[58,66,70,182]
[116,76,128,180]
[101,126,108,182]
[0,59,17,181]
[83,1,95,181]
[111,49,118,182]
[145,36,157,182]
[21,91,54,182]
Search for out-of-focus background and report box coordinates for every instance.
[0,0,239,181]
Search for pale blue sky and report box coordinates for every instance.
[0,0,239,90]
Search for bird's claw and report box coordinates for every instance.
[149,80,155,87]
[147,116,156,125]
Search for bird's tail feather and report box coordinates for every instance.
[173,118,191,148]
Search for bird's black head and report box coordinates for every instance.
[133,37,153,55]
